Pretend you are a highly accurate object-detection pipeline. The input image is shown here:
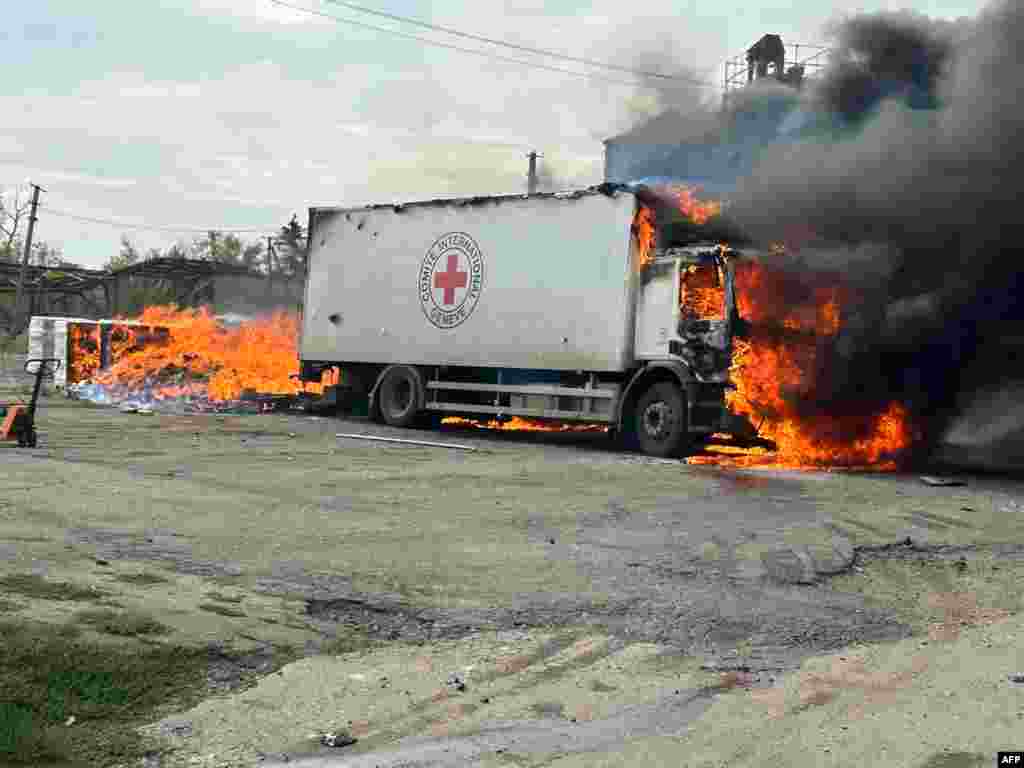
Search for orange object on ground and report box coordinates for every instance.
[1,404,27,440]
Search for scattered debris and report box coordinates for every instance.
[158,717,194,738]
[336,433,480,451]
[317,728,357,748]
[446,672,467,692]
[64,716,75,726]
[920,476,966,487]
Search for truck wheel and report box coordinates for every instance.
[377,366,421,428]
[634,382,691,458]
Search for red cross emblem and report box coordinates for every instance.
[433,253,468,306]
[419,232,485,329]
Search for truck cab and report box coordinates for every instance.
[635,244,738,383]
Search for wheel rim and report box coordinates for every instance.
[389,378,413,417]
[642,401,675,442]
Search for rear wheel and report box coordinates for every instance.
[633,382,691,458]
[377,366,421,428]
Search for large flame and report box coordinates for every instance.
[680,261,725,320]
[633,206,656,266]
[697,259,915,469]
[71,305,333,409]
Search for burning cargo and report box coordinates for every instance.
[28,316,170,390]
[42,307,331,412]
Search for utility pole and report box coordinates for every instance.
[13,183,44,334]
[527,151,542,195]
[265,235,274,298]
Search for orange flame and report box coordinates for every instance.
[703,259,914,469]
[82,305,333,402]
[665,185,722,225]
[68,324,101,384]
[680,264,724,320]
[633,206,656,266]
[442,416,608,433]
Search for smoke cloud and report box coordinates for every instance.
[722,0,1024,457]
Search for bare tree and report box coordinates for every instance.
[0,186,31,262]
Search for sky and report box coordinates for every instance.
[0,0,986,268]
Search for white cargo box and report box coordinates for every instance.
[301,188,641,373]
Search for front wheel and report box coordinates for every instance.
[633,382,691,458]
[377,366,421,428]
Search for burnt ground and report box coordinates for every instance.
[2,368,1024,766]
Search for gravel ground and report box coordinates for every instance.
[3,365,1024,766]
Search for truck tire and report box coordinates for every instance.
[377,366,421,428]
[633,382,691,458]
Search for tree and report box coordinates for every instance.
[0,186,31,263]
[104,236,142,271]
[241,241,264,273]
[189,231,246,267]
[30,241,67,268]
[277,215,307,277]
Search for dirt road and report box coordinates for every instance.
[2,389,1023,766]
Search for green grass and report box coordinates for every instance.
[828,554,1024,632]
[203,591,243,604]
[0,620,209,766]
[0,598,20,613]
[73,609,171,637]
[114,572,170,587]
[0,574,104,603]
[320,629,377,657]
[198,602,246,618]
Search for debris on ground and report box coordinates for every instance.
[446,672,467,692]
[336,432,480,451]
[920,475,967,487]
[317,728,357,748]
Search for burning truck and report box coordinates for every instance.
[296,183,764,458]
[43,185,912,468]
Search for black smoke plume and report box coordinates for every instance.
[723,0,1024,461]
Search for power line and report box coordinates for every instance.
[321,0,712,86]
[41,205,274,235]
[269,0,668,87]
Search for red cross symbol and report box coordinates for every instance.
[434,253,468,306]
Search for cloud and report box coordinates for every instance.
[0,165,137,190]
[182,0,330,24]
[4,0,742,267]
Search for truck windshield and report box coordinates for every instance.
[679,263,725,321]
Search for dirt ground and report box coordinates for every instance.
[2,376,1023,767]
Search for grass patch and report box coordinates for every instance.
[0,620,210,766]
[0,598,21,613]
[829,554,1024,633]
[320,629,377,657]
[0,574,104,603]
[74,609,171,637]
[115,572,170,587]
[198,602,245,619]
[204,591,243,604]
